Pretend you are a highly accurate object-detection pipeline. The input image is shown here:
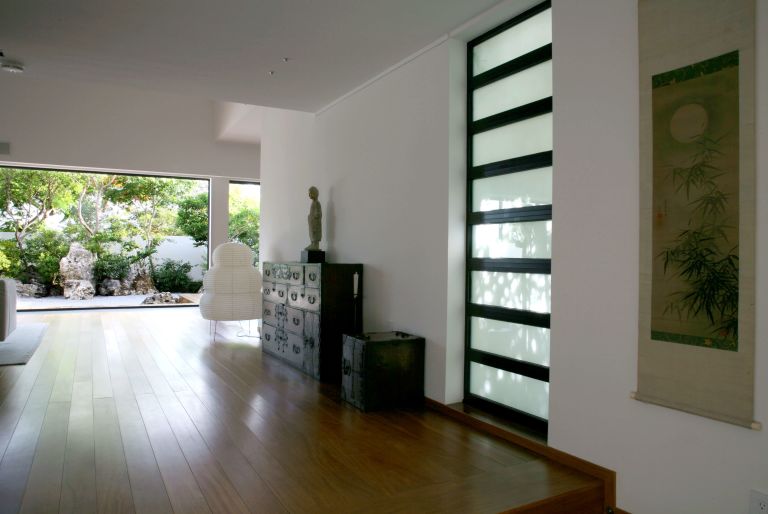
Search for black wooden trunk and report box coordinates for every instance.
[341,331,425,412]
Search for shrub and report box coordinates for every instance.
[93,253,131,283]
[151,259,199,293]
[23,230,71,287]
[0,240,22,278]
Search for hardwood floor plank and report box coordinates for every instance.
[0,319,68,514]
[19,401,70,514]
[0,366,25,406]
[60,334,97,514]
[134,393,211,514]
[153,393,251,514]
[91,317,113,399]
[174,390,287,514]
[93,397,134,514]
[0,318,59,460]
[114,397,173,514]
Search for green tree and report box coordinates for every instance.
[228,185,260,262]
[176,193,209,247]
[0,168,76,252]
[106,176,195,265]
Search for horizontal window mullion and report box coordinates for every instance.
[467,303,550,328]
[469,1,551,48]
[469,258,551,274]
[464,394,549,433]
[471,45,552,89]
[469,205,552,224]
[471,97,552,135]
[468,349,550,382]
[470,151,552,180]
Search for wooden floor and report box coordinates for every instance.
[0,309,600,514]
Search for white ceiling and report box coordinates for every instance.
[0,0,502,112]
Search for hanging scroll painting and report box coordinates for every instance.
[637,0,758,429]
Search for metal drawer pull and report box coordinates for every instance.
[278,290,285,297]
[293,272,299,279]
[291,292,298,301]
[342,359,351,375]
[265,334,271,341]
[309,272,317,281]
[293,345,301,354]
[308,297,316,304]
[293,318,300,326]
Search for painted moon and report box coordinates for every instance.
[669,103,708,143]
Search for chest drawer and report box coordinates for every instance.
[263,301,279,326]
[288,265,304,285]
[304,264,321,288]
[272,283,288,304]
[261,324,278,353]
[285,331,305,368]
[262,281,275,302]
[286,286,321,311]
[285,306,304,335]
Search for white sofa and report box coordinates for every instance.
[0,279,17,341]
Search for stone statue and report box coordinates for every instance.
[305,186,322,250]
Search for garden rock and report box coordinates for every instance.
[99,279,122,296]
[16,280,47,298]
[59,243,95,282]
[122,268,156,295]
[142,292,180,305]
[64,279,96,300]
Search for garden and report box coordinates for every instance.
[0,167,259,309]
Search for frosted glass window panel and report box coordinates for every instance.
[473,167,552,211]
[473,9,552,76]
[473,221,551,259]
[471,317,550,366]
[472,113,552,167]
[473,61,552,121]
[471,271,551,313]
[470,362,549,419]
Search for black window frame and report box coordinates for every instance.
[464,0,553,437]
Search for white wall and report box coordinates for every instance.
[259,107,317,265]
[548,1,768,514]
[0,74,259,179]
[260,42,465,403]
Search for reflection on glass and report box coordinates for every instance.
[471,271,551,313]
[472,113,552,167]
[473,168,552,211]
[473,9,552,76]
[229,182,261,264]
[473,61,552,121]
[471,317,550,366]
[470,362,549,419]
[473,220,551,259]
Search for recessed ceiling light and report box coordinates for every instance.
[0,52,24,74]
[282,57,290,63]
[1,62,24,74]
[268,70,275,76]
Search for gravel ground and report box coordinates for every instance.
[18,294,199,310]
